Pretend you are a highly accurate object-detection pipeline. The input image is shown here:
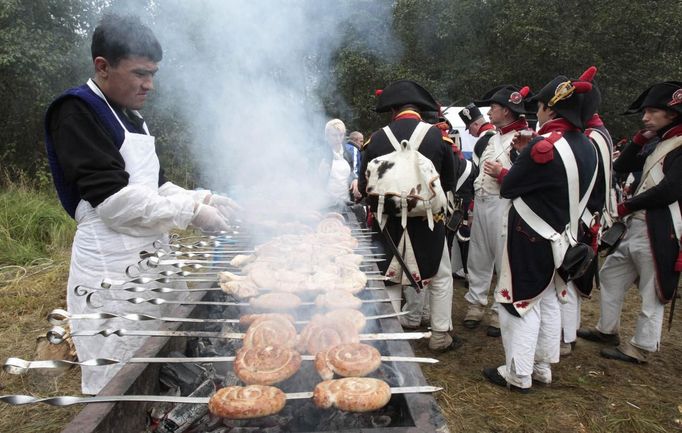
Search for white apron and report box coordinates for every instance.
[66,79,169,394]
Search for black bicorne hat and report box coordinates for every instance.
[474,84,534,115]
[458,103,483,128]
[374,79,440,113]
[531,73,594,130]
[579,66,602,122]
[623,81,682,115]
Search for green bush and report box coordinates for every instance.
[0,184,75,266]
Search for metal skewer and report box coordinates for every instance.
[47,308,408,326]
[0,386,441,407]
[4,353,438,375]
[101,274,388,288]
[46,326,430,344]
[74,284,384,298]
[84,293,398,309]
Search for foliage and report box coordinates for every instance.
[0,0,100,182]
[0,176,75,266]
[331,0,682,139]
[0,0,681,182]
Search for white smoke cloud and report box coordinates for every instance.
[109,0,399,217]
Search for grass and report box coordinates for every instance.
[0,183,681,432]
[0,181,75,267]
[0,181,81,433]
[415,281,682,433]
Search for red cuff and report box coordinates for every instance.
[632,131,649,146]
[497,168,509,184]
[617,202,631,217]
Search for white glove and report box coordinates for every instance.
[191,204,230,232]
[208,194,241,220]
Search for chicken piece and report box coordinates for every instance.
[274,269,307,293]
[220,280,260,299]
[335,253,364,268]
[333,269,367,294]
[297,315,359,355]
[315,290,363,310]
[248,264,279,289]
[250,292,302,311]
[313,378,391,412]
[208,385,286,419]
[218,271,248,283]
[324,309,366,332]
[314,343,381,380]
[305,271,337,292]
[234,345,301,385]
[229,254,255,268]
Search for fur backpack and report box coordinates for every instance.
[365,122,447,230]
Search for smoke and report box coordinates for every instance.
[107,0,398,217]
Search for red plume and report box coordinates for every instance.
[375,89,383,96]
[573,82,593,94]
[519,86,530,98]
[579,66,597,82]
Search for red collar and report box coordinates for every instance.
[662,123,682,140]
[538,118,580,135]
[392,110,422,121]
[476,122,495,136]
[585,114,604,129]
[499,117,529,135]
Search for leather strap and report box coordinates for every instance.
[381,226,422,292]
[456,160,472,192]
[513,137,598,266]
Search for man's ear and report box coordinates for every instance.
[93,57,109,78]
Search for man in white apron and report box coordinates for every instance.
[45,14,236,394]
[578,81,682,363]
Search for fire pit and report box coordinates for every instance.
[56,211,449,433]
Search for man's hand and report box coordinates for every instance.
[191,204,230,232]
[633,129,657,146]
[349,179,361,200]
[208,194,241,220]
[511,130,535,151]
[483,160,503,178]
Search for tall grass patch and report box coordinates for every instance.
[0,185,75,266]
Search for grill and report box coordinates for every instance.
[40,209,447,433]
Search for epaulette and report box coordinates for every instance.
[530,131,563,164]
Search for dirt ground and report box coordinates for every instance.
[1,261,681,433]
[415,278,682,433]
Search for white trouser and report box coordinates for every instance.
[451,238,464,275]
[560,282,581,343]
[498,285,561,388]
[401,244,453,332]
[596,218,664,352]
[465,194,507,309]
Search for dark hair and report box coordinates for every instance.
[91,14,162,66]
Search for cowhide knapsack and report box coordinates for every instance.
[365,121,447,230]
